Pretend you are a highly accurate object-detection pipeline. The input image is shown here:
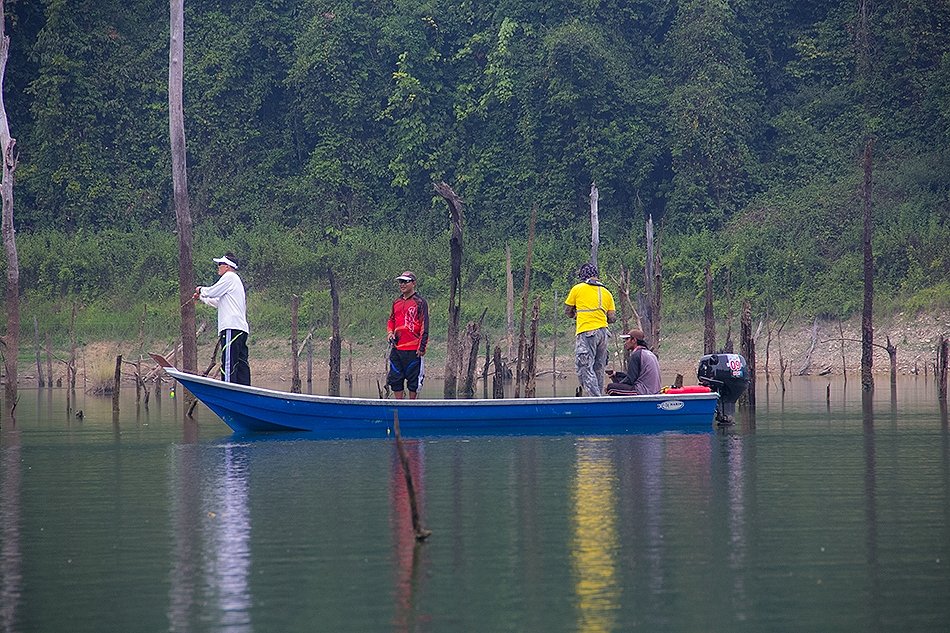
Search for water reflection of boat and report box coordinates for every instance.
[152,357,721,437]
[168,443,253,632]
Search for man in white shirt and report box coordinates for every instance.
[195,254,250,385]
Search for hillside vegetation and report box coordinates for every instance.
[2,0,948,349]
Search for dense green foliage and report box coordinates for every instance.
[3,0,949,345]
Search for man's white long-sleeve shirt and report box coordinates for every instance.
[198,270,249,334]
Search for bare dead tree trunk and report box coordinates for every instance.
[938,336,948,401]
[45,332,53,389]
[838,319,848,381]
[169,0,197,376]
[703,262,715,354]
[614,265,641,337]
[154,341,163,400]
[861,138,874,392]
[481,335,490,395]
[589,182,599,269]
[112,355,122,414]
[777,311,791,391]
[461,320,481,399]
[798,317,820,376]
[346,341,353,386]
[135,354,142,404]
[552,289,559,377]
[651,232,662,353]
[515,205,537,398]
[885,335,897,387]
[33,316,43,388]
[739,301,756,410]
[136,305,146,403]
[505,244,514,363]
[615,265,630,335]
[307,336,313,390]
[0,5,19,405]
[640,218,654,348]
[639,214,662,352]
[492,346,505,399]
[524,296,541,397]
[461,308,487,398]
[435,182,463,399]
[69,303,77,390]
[328,268,341,396]
[290,295,301,393]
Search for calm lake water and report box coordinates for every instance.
[1,375,949,633]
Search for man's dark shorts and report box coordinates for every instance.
[388,348,424,393]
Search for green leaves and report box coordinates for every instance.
[2,0,949,323]
[665,0,760,231]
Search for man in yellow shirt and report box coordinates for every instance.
[564,262,616,396]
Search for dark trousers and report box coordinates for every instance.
[220,329,250,385]
[605,381,638,396]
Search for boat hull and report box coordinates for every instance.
[165,368,720,437]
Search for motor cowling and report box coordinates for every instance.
[698,353,750,403]
[697,353,750,424]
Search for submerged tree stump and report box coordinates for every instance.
[112,355,122,414]
[328,268,341,396]
[514,205,537,398]
[492,346,505,399]
[739,300,756,410]
[435,181,463,399]
[860,138,875,392]
[939,336,948,401]
[524,296,541,397]
[291,294,301,394]
[703,263,715,355]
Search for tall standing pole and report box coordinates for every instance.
[589,182,599,269]
[514,205,537,398]
[0,0,20,406]
[290,295,301,393]
[169,0,197,376]
[703,262,716,354]
[860,138,874,392]
[435,182,463,398]
[328,268,342,396]
[505,245,514,363]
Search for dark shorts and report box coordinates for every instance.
[388,348,424,393]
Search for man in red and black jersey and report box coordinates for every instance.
[386,271,429,399]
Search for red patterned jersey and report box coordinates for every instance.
[387,293,429,353]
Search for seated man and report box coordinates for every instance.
[606,329,661,395]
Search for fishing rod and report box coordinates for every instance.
[181,291,199,308]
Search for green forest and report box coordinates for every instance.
[2,0,949,347]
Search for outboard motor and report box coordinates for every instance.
[697,353,751,425]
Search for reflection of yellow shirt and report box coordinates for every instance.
[565,282,615,335]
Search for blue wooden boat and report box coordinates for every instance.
[153,356,724,437]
